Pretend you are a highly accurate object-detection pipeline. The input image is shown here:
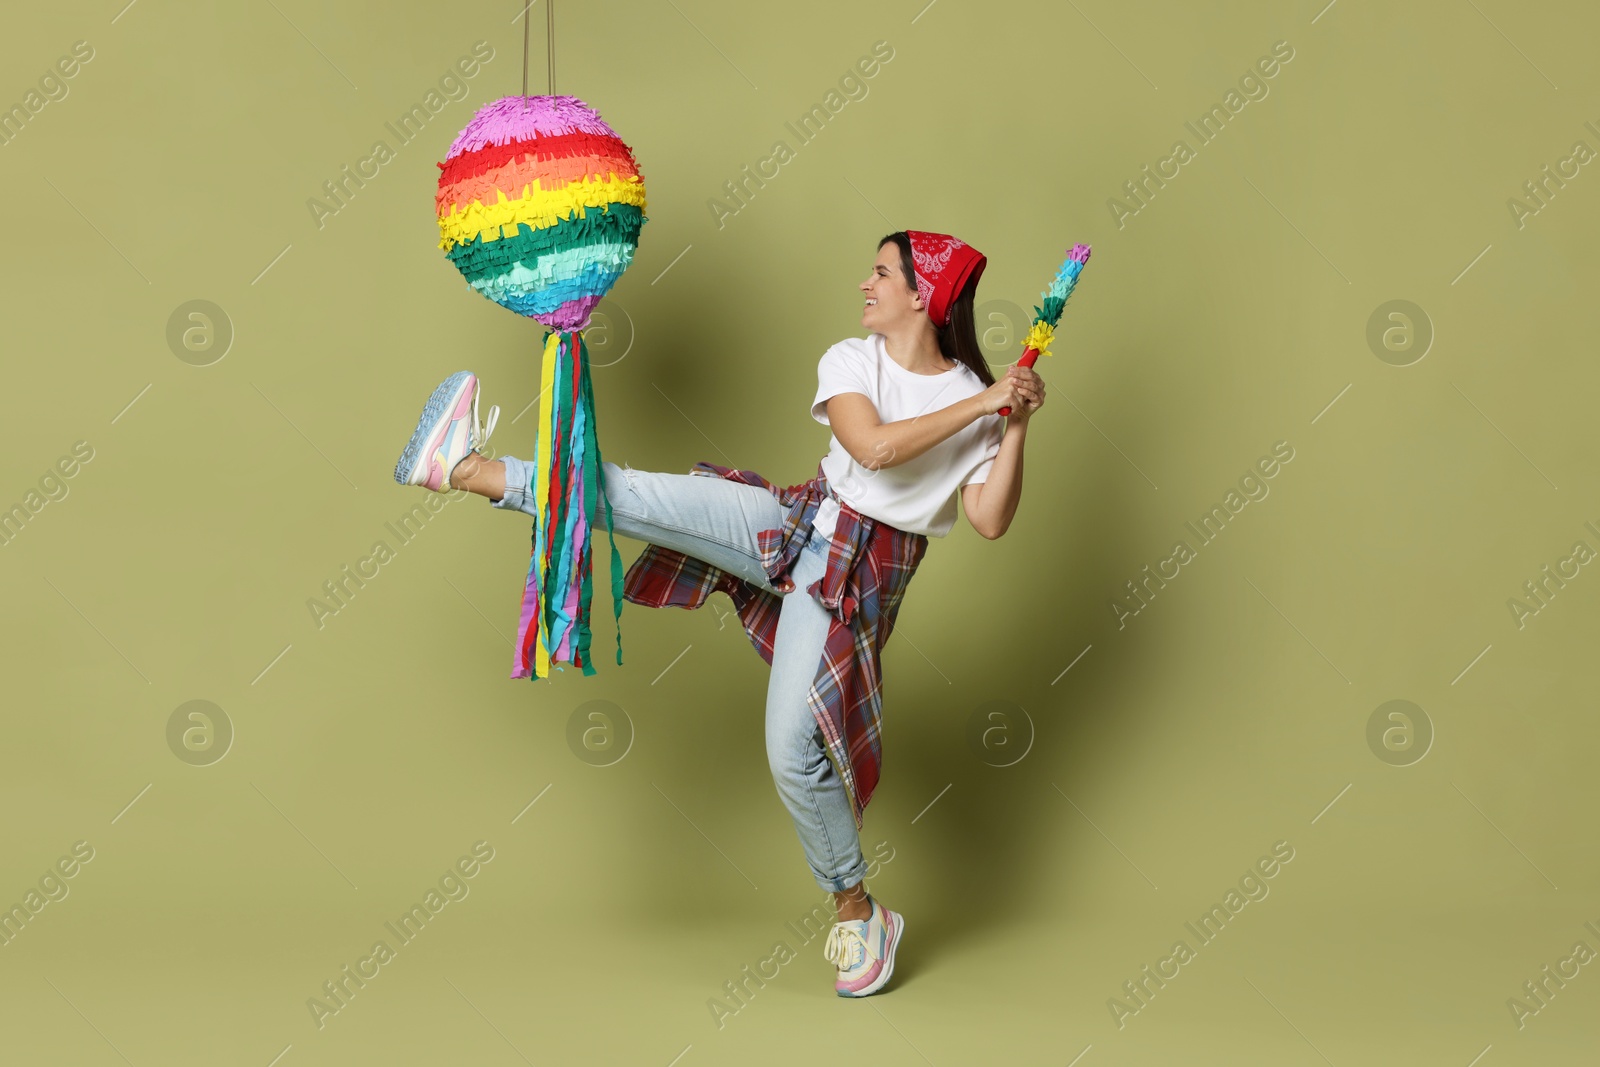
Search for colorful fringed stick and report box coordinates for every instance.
[435,95,647,679]
[998,243,1092,417]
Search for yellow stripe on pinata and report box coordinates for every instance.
[436,174,648,252]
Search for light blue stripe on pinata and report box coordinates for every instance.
[467,243,637,316]
[472,243,637,293]
[472,262,628,316]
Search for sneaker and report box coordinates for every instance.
[393,371,499,492]
[822,895,904,997]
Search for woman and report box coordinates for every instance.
[392,230,1045,997]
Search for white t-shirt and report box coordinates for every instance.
[809,333,1004,540]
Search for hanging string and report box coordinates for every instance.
[521,0,555,110]
[521,2,530,108]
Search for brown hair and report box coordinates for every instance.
[879,231,995,388]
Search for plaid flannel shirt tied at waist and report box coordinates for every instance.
[618,458,929,829]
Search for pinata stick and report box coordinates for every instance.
[999,243,1092,417]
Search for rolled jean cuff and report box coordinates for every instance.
[492,455,534,513]
[814,855,870,894]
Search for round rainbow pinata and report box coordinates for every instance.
[432,94,646,683]
[435,96,647,330]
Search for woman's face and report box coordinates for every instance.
[860,244,922,330]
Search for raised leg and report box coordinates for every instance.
[481,455,787,595]
[447,452,504,499]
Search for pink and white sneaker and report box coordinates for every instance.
[393,370,499,492]
[823,895,904,997]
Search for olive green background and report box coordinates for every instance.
[4,0,1598,1063]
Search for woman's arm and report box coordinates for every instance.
[964,365,1045,539]
[826,366,1036,471]
[825,392,986,472]
[962,418,1025,540]
[827,366,1042,538]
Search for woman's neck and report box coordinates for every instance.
[879,326,951,374]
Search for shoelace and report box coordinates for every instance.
[472,393,500,457]
[823,921,869,972]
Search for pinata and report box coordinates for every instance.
[434,95,647,680]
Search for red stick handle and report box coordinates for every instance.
[997,346,1041,417]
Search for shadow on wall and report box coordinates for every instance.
[881,342,1162,961]
[587,281,826,485]
[589,295,735,479]
[585,289,1143,930]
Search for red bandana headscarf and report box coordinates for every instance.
[904,230,987,329]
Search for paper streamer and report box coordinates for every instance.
[511,329,625,679]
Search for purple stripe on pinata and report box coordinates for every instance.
[445,96,624,158]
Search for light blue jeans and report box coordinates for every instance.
[492,455,870,893]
